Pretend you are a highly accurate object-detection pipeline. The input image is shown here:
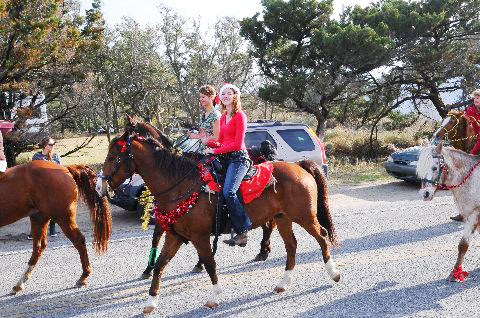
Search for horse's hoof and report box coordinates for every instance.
[143,306,156,314]
[253,252,269,262]
[140,272,151,280]
[75,279,88,287]
[12,284,24,294]
[191,265,204,273]
[273,287,285,293]
[238,243,247,247]
[205,301,218,309]
[333,273,341,282]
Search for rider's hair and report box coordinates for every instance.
[199,85,216,99]
[220,88,242,116]
[471,89,480,97]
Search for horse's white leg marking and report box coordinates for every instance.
[12,265,35,293]
[274,270,293,293]
[143,295,159,313]
[325,258,340,281]
[205,283,222,308]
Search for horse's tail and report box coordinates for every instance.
[67,164,112,254]
[297,159,339,247]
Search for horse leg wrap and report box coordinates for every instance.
[148,248,159,268]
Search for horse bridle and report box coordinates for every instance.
[99,136,135,189]
[420,156,445,189]
[100,133,201,202]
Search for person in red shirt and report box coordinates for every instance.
[465,89,480,155]
[203,83,252,246]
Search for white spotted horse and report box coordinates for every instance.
[417,142,480,282]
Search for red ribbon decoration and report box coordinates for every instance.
[154,192,199,232]
[452,265,469,281]
[117,140,128,153]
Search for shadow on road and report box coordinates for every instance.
[329,180,452,203]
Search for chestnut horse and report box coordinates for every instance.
[130,119,276,278]
[100,121,340,314]
[417,143,480,282]
[432,110,475,152]
[0,161,112,294]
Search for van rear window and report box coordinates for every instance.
[245,131,276,149]
[276,129,315,152]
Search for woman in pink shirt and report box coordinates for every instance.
[203,83,252,246]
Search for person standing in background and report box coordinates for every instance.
[27,136,61,239]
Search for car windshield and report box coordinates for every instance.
[173,135,201,153]
[276,129,315,152]
[245,131,277,149]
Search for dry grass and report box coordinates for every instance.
[15,125,414,184]
[17,135,111,171]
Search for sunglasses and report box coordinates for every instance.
[48,143,55,146]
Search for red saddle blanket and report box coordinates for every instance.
[198,162,274,204]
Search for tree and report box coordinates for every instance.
[240,0,394,139]
[0,0,105,164]
[349,0,480,119]
[157,6,255,127]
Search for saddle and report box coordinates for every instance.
[198,156,274,204]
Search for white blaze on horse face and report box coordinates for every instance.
[417,146,440,201]
[99,178,108,197]
[95,177,103,197]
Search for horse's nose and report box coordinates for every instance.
[423,191,430,199]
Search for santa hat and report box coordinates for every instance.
[219,83,241,98]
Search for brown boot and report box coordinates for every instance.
[450,214,464,222]
[223,232,248,247]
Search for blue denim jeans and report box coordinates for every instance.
[223,157,252,234]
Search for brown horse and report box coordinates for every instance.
[129,119,276,278]
[432,110,476,152]
[100,119,340,314]
[0,161,112,294]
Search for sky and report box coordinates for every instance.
[79,0,375,26]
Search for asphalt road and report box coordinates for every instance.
[1,180,479,318]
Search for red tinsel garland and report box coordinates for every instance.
[153,192,199,232]
[452,265,469,282]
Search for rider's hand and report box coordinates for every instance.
[203,148,214,155]
[200,136,210,144]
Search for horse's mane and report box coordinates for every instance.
[417,145,436,179]
[142,137,202,182]
[135,121,173,149]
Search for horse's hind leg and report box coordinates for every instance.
[56,217,91,287]
[253,220,275,262]
[11,217,49,294]
[448,216,478,282]
[141,222,164,279]
[144,233,183,314]
[274,218,297,293]
[300,220,340,283]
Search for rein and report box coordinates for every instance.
[440,158,480,190]
[104,134,203,203]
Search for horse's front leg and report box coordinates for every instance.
[12,218,49,294]
[143,232,183,314]
[448,215,478,282]
[141,222,164,279]
[191,235,221,308]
